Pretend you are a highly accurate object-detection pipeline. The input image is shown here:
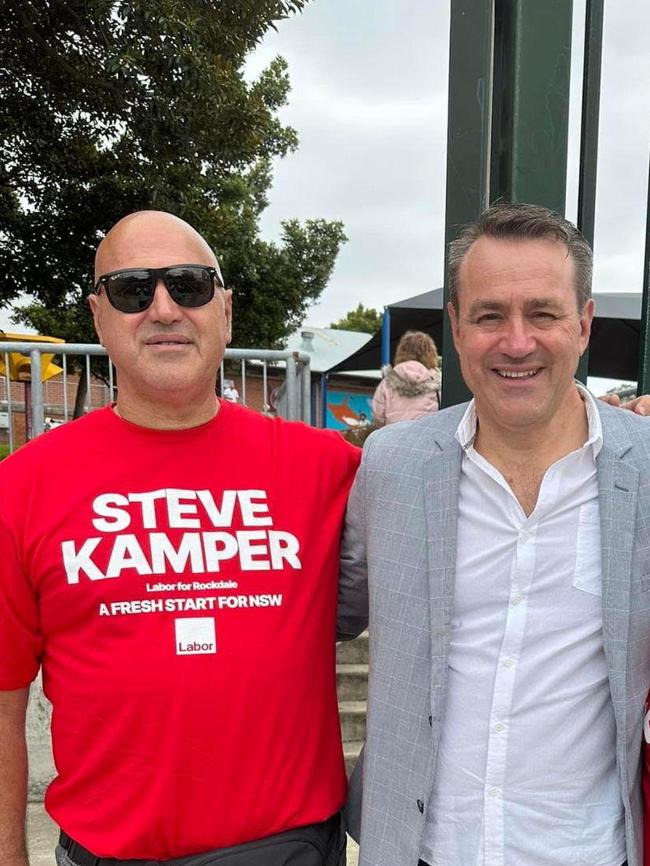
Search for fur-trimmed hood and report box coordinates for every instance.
[382,361,440,397]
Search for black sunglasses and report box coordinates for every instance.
[93,263,224,314]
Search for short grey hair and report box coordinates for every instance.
[448,201,593,312]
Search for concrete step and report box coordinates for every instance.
[336,631,369,665]
[336,663,368,702]
[339,699,367,742]
[344,740,364,776]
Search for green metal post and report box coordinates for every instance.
[442,0,494,407]
[576,0,605,383]
[490,0,573,212]
[443,0,574,407]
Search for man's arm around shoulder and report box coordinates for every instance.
[337,435,371,641]
[0,687,30,866]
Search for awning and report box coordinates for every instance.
[329,290,642,381]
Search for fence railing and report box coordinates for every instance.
[0,343,311,453]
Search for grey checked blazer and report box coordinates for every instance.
[338,399,650,866]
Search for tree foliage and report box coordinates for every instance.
[0,0,346,348]
[331,302,382,334]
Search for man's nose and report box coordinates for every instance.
[498,316,536,357]
[147,280,182,322]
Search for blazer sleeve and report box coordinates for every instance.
[337,442,369,640]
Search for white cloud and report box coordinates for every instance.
[248,0,450,325]
[248,0,649,333]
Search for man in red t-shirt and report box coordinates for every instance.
[0,212,360,866]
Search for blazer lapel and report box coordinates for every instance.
[597,409,639,730]
[422,424,463,692]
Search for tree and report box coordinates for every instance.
[331,303,382,334]
[0,0,346,353]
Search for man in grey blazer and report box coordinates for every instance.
[339,202,650,866]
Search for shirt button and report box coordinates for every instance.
[494,722,504,733]
[503,658,515,668]
[511,593,523,605]
[428,715,433,727]
[488,787,499,798]
[417,799,425,813]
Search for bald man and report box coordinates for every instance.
[0,212,359,866]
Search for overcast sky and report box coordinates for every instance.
[246,0,650,328]
[1,0,648,339]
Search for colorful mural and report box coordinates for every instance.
[326,391,373,431]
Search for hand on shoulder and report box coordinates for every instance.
[598,393,650,416]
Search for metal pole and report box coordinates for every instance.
[637,154,650,395]
[576,0,605,384]
[301,357,312,425]
[491,0,573,213]
[24,382,31,440]
[311,380,318,427]
[85,354,92,413]
[381,307,391,366]
[62,354,69,421]
[285,355,298,420]
[262,361,268,412]
[240,359,246,405]
[4,352,13,453]
[443,0,494,407]
[29,349,44,436]
[577,0,604,246]
[321,373,329,428]
[108,359,114,404]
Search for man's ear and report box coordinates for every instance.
[578,297,595,355]
[88,294,103,345]
[223,288,233,345]
[447,301,461,354]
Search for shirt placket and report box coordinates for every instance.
[482,517,537,866]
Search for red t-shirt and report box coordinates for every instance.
[0,403,360,859]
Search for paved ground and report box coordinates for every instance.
[26,804,58,866]
[26,803,359,866]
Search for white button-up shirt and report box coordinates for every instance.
[420,385,626,866]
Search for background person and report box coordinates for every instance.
[0,211,359,866]
[371,330,441,425]
[221,378,240,402]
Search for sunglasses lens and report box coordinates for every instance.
[106,271,153,313]
[166,266,214,308]
[100,266,216,312]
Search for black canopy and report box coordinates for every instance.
[330,289,642,381]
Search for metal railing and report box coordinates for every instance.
[0,343,311,453]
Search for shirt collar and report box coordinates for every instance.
[455,381,603,458]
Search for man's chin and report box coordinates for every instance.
[478,394,550,429]
[136,372,203,396]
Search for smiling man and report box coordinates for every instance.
[0,211,359,866]
[339,202,650,866]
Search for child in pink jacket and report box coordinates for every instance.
[372,330,441,425]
